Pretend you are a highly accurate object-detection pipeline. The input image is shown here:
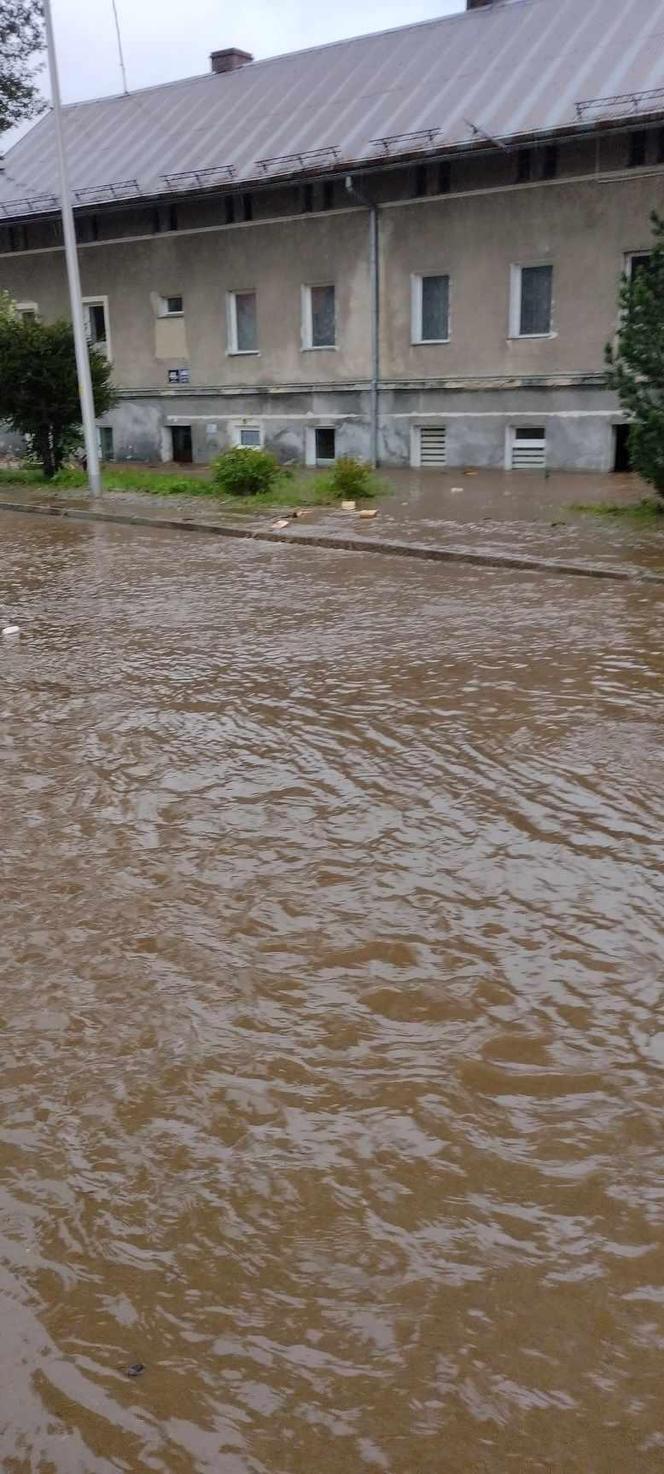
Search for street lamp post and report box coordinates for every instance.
[42,0,102,496]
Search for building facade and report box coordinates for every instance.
[1,0,664,473]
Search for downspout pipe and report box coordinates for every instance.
[345,176,379,468]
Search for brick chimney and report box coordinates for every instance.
[210,48,253,74]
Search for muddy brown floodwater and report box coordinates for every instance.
[1,512,663,1474]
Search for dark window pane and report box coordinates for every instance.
[322,181,334,210]
[437,162,451,194]
[235,292,257,351]
[303,183,313,213]
[519,265,552,335]
[414,164,428,197]
[421,275,449,340]
[166,296,183,314]
[225,196,235,225]
[630,253,652,283]
[168,205,179,231]
[87,303,107,344]
[629,130,647,167]
[242,193,253,221]
[516,148,531,182]
[310,285,335,347]
[100,426,114,460]
[542,144,558,179]
[315,427,336,461]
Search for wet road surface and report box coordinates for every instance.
[1,513,663,1473]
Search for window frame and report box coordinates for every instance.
[625,250,653,282]
[233,422,264,449]
[411,272,451,345]
[82,295,111,359]
[509,263,554,340]
[15,301,39,321]
[226,289,259,356]
[301,283,336,351]
[159,294,184,317]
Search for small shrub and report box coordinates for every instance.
[212,446,281,496]
[328,457,375,499]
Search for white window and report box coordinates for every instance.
[412,274,450,343]
[412,425,447,467]
[159,295,184,316]
[508,426,547,470]
[302,284,336,349]
[227,290,258,354]
[83,297,110,358]
[509,264,553,338]
[16,301,39,322]
[235,424,263,448]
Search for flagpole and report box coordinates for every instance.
[42,0,102,495]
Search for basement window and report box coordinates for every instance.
[510,264,553,337]
[238,424,263,448]
[160,295,184,316]
[416,425,447,467]
[16,302,38,321]
[412,274,450,343]
[83,297,110,358]
[227,290,258,353]
[510,427,546,470]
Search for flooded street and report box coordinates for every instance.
[1,511,663,1473]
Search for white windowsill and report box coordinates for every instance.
[301,344,337,352]
[508,332,555,341]
[162,312,184,319]
[412,337,451,345]
[226,349,261,357]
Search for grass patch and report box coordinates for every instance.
[0,462,387,512]
[571,497,664,522]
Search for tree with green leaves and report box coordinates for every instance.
[0,313,116,477]
[0,0,44,135]
[606,211,664,496]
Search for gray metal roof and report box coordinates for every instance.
[2,0,664,219]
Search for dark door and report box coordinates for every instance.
[613,424,632,473]
[171,425,193,463]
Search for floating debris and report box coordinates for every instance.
[125,1362,146,1379]
[341,500,357,512]
[271,519,290,530]
[2,626,20,638]
[358,509,378,519]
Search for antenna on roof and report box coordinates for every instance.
[111,0,129,93]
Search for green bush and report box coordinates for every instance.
[328,457,375,499]
[212,446,282,496]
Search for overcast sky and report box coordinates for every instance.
[43,0,463,105]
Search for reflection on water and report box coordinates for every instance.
[1,514,663,1473]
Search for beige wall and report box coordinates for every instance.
[1,168,662,392]
[380,172,664,380]
[0,211,372,390]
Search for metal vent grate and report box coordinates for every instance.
[511,428,546,470]
[419,425,447,466]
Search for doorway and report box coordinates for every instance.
[613,423,632,473]
[171,425,193,463]
[315,426,336,464]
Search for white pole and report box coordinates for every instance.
[42,0,102,496]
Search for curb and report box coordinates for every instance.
[0,497,662,586]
